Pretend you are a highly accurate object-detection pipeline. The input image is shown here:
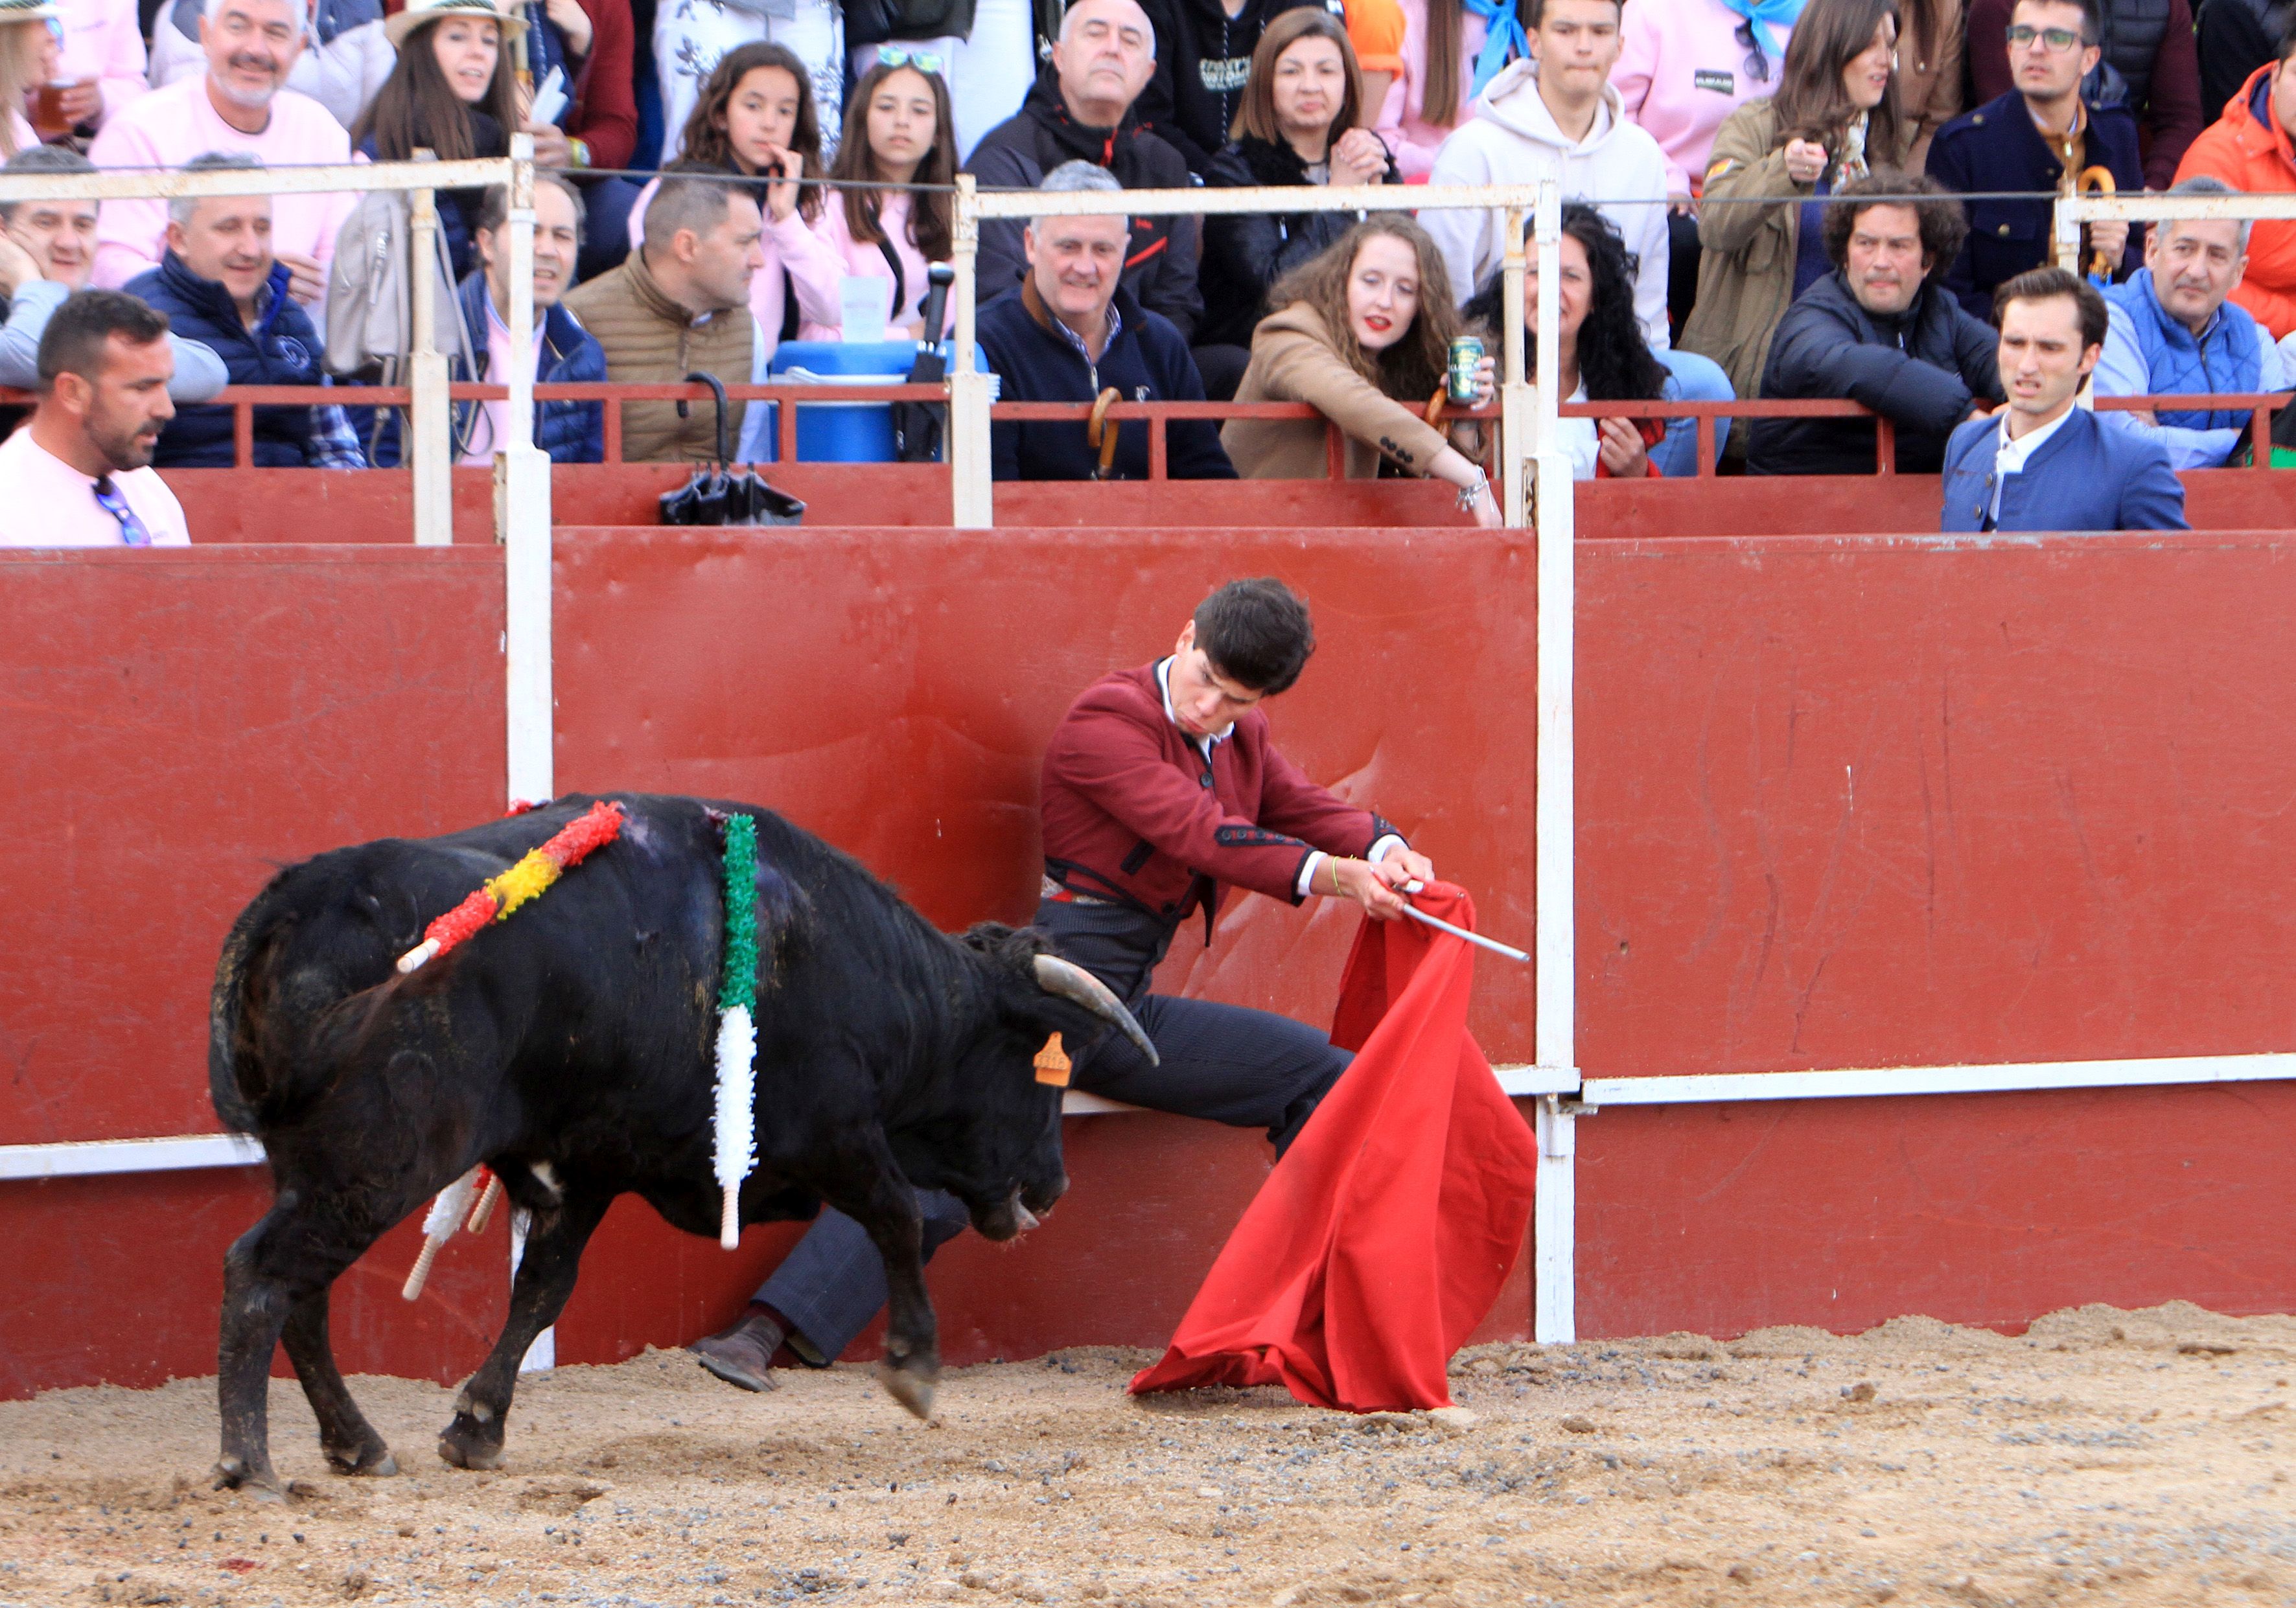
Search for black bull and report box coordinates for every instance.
[206,794,1152,1497]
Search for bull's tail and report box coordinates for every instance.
[207,899,272,1134]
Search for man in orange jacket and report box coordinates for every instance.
[2177,23,2296,337]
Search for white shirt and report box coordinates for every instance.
[0,426,190,547]
[1155,654,1403,899]
[1988,403,2078,524]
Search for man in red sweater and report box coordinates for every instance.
[691,578,1431,1390]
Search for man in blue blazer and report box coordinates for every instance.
[1941,267,2189,531]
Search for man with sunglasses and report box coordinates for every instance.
[1926,0,2143,320]
[0,290,190,548]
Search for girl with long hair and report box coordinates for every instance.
[354,0,532,279]
[1682,0,1907,405]
[1199,11,1402,369]
[1,3,63,157]
[1464,203,1686,480]
[1371,0,1495,178]
[807,52,957,339]
[1223,216,1500,526]
[629,41,844,360]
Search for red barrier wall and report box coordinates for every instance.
[5,527,2295,1405]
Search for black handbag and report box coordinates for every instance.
[658,372,806,526]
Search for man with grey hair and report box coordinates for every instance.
[2096,173,2286,468]
[962,0,1202,341]
[124,152,365,468]
[88,0,354,299]
[0,146,227,400]
[971,160,1233,481]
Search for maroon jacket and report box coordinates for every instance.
[1040,663,1398,927]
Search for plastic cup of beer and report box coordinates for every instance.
[29,80,87,139]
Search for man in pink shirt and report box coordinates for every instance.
[0,290,191,547]
[53,0,150,130]
[87,0,354,304]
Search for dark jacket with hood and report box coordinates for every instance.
[975,279,1236,480]
[1197,132,1401,349]
[1750,268,2004,476]
[1133,0,1343,174]
[963,68,1203,340]
[128,254,331,468]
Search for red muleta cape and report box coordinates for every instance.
[1128,884,1541,1412]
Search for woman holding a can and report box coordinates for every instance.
[1222,216,1500,527]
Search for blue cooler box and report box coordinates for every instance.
[761,339,997,463]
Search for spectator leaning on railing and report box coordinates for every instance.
[126,152,365,468]
[2175,14,2296,338]
[565,171,770,463]
[1941,266,2187,530]
[1750,170,2004,475]
[1926,0,2142,321]
[963,0,1204,343]
[148,0,393,133]
[1196,12,1402,396]
[1966,0,2201,187]
[0,146,229,401]
[807,52,959,340]
[1462,202,1714,477]
[1223,215,1500,517]
[2094,174,2286,467]
[0,290,188,547]
[1682,0,1909,411]
[88,0,354,302]
[974,161,1236,481]
[632,44,847,367]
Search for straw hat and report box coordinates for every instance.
[0,0,64,25]
[383,0,527,50]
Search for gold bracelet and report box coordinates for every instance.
[1327,856,1344,896]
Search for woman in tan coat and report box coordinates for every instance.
[1223,216,1500,525]
[1681,0,1912,409]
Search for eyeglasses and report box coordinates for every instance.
[876,47,945,75]
[90,476,152,547]
[2006,23,2086,51]
[1732,18,1772,83]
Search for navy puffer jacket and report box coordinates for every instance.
[128,255,329,468]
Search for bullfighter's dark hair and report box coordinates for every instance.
[37,290,169,389]
[1822,169,1969,275]
[1194,578,1316,696]
[1993,266,2108,350]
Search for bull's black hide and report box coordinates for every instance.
[206,794,1139,1498]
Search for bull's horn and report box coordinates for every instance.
[1032,955,1159,1067]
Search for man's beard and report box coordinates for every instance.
[92,413,159,473]
[213,59,281,108]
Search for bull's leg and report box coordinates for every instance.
[438,1187,609,1472]
[818,1157,937,1420]
[280,1287,396,1477]
[215,1204,299,1500]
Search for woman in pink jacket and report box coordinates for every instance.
[1372,0,1489,178]
[631,41,846,360]
[804,52,958,339]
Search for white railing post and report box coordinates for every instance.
[1529,176,1578,1345]
[1500,204,1531,530]
[408,151,451,546]
[2052,191,2083,273]
[498,133,553,813]
[949,174,994,529]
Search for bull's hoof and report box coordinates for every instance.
[874,1360,938,1421]
[325,1442,398,1478]
[436,1420,505,1471]
[212,1457,289,1502]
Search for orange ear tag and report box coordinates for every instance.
[1034,1032,1073,1086]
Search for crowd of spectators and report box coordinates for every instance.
[14,0,2296,538]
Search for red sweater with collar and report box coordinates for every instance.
[1039,663,1398,923]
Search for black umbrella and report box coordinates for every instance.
[892,262,957,464]
[658,371,806,526]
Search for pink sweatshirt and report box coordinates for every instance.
[1373,0,1488,180]
[626,175,846,363]
[799,190,954,341]
[56,0,149,126]
[89,76,356,289]
[1612,0,1796,198]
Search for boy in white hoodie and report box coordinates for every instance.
[1419,0,1735,459]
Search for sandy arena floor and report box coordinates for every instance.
[0,1302,2290,1608]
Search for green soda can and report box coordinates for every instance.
[1447,336,1484,404]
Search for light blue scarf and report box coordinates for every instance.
[1719,0,1805,60]
[1463,0,1530,102]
